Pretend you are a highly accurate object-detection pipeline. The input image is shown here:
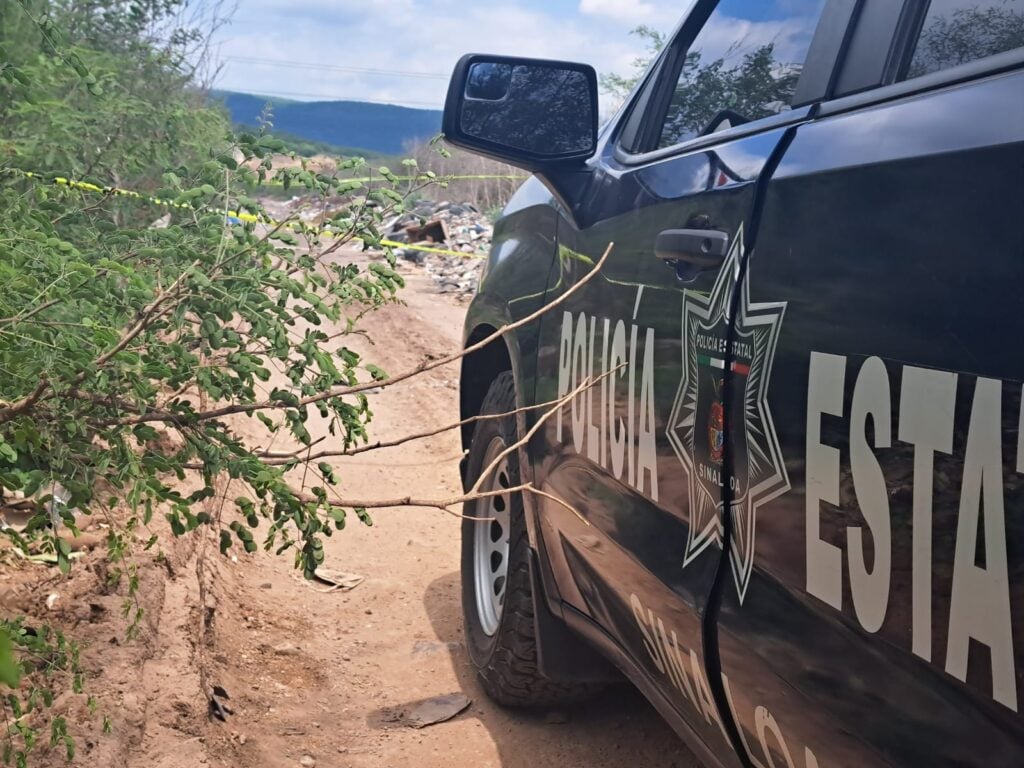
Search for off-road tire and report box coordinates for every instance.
[461,372,598,707]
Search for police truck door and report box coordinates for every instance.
[711,2,1024,765]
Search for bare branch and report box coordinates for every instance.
[254,386,593,465]
[470,364,624,497]
[0,378,49,423]
[292,482,529,521]
[523,486,589,527]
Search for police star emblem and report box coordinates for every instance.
[666,225,789,603]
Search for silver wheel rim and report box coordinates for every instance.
[473,436,512,637]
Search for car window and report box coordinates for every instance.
[905,0,1024,79]
[657,0,828,149]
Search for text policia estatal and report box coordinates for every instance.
[553,307,1021,714]
[807,352,1020,712]
[556,310,660,502]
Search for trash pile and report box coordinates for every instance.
[256,193,494,300]
[381,199,492,299]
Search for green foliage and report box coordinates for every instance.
[1,0,227,190]
[0,620,84,766]
[0,2,439,763]
[2,46,226,186]
[0,126,419,575]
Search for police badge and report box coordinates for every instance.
[667,225,789,603]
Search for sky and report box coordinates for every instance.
[202,0,826,110]
[204,0,687,109]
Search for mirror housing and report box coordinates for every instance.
[442,54,599,172]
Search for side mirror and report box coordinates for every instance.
[442,54,599,171]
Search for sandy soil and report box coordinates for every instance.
[6,251,702,768]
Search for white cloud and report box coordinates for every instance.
[578,0,658,23]
[687,11,822,70]
[208,0,669,109]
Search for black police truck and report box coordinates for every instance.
[445,1,1024,765]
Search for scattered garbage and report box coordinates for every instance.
[208,684,233,722]
[48,483,72,530]
[1,482,78,532]
[381,199,490,299]
[256,193,492,299]
[309,568,365,594]
[10,549,85,566]
[403,693,472,729]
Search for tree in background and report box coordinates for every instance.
[0,2,416,763]
[907,3,1024,78]
[600,24,803,145]
[659,42,801,145]
[599,25,666,103]
[0,0,230,190]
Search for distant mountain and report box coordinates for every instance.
[213,91,443,156]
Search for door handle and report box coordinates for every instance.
[655,229,730,268]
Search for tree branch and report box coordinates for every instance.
[252,387,592,465]
[129,242,614,425]
[469,364,624,497]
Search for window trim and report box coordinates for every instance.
[794,0,865,105]
[886,0,930,84]
[820,45,1024,120]
[832,0,910,96]
[827,0,1024,117]
[613,106,814,167]
[614,0,717,156]
[611,0,855,167]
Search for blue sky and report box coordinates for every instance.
[204,0,822,109]
[204,0,683,108]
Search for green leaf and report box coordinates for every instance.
[365,365,388,382]
[0,629,22,688]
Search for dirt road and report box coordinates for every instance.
[25,251,703,768]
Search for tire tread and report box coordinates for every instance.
[464,372,600,708]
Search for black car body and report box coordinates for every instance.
[447,1,1024,765]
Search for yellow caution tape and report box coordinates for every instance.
[380,238,482,259]
[263,173,526,186]
[21,171,195,210]
[6,168,488,260]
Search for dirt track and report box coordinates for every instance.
[19,250,702,768]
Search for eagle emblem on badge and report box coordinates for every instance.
[666,225,789,604]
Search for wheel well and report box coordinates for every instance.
[460,325,513,453]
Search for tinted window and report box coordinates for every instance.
[906,0,1024,79]
[658,0,828,148]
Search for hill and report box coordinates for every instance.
[213,91,443,155]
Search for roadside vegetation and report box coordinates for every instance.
[0,1,434,763]
[0,2,578,764]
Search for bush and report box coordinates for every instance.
[0,2,436,763]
